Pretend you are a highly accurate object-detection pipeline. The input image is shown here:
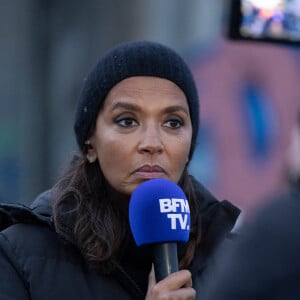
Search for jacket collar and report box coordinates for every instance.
[1,177,240,252]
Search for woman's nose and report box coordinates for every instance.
[137,126,164,154]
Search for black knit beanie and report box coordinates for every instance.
[74,40,199,160]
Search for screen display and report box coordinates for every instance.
[240,0,300,41]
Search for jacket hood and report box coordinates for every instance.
[30,189,55,216]
[0,190,54,231]
[190,176,240,251]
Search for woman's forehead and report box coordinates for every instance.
[103,76,188,107]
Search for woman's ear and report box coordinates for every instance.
[85,140,97,163]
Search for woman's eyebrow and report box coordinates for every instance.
[163,105,189,115]
[110,102,141,112]
[110,102,189,115]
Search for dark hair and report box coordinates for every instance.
[53,154,202,274]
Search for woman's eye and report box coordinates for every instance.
[116,117,138,127]
[164,119,184,129]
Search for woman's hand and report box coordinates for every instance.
[145,265,196,299]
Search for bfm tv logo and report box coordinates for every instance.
[159,198,190,230]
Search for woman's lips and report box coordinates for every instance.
[133,165,166,179]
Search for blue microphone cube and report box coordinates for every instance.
[129,178,190,246]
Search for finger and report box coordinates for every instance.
[154,269,193,291]
[181,270,193,288]
[147,264,156,290]
[168,287,196,299]
[165,270,193,289]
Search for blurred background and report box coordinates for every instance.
[0,0,299,221]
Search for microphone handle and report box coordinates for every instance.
[153,242,179,282]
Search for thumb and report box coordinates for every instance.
[147,264,156,290]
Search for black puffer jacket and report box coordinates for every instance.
[0,179,240,300]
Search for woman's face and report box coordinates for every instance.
[88,76,193,195]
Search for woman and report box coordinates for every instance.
[0,41,240,299]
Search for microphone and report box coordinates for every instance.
[129,178,190,282]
